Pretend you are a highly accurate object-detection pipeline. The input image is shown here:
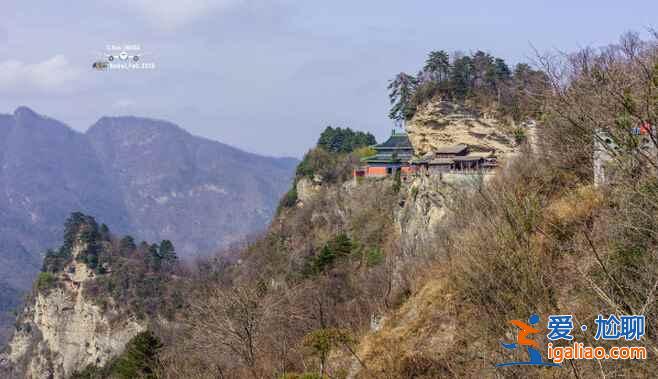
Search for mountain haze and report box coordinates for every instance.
[0,107,297,343]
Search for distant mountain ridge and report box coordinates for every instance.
[0,107,297,344]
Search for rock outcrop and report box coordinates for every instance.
[406,101,516,157]
[394,175,451,258]
[1,226,147,378]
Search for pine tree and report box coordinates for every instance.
[159,240,177,265]
[112,331,162,379]
[424,50,450,82]
[147,244,162,272]
[450,56,473,99]
[388,72,418,124]
[317,127,376,153]
[313,245,337,273]
[330,233,352,257]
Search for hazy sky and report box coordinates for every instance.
[0,1,655,157]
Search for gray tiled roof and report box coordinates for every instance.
[429,158,454,165]
[435,144,468,154]
[374,134,413,150]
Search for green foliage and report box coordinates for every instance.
[72,331,163,379]
[450,55,474,99]
[146,244,161,272]
[388,72,418,122]
[296,148,334,179]
[279,186,299,209]
[294,127,377,187]
[41,248,71,274]
[119,236,136,252]
[67,213,103,272]
[41,212,104,273]
[295,148,352,183]
[313,245,337,273]
[302,328,355,377]
[36,272,56,292]
[159,240,178,267]
[99,223,110,240]
[513,127,526,144]
[146,242,176,272]
[409,80,443,111]
[424,50,450,82]
[112,331,162,379]
[366,248,384,267]
[309,233,354,274]
[330,234,353,256]
[390,49,547,120]
[410,186,419,200]
[36,215,184,319]
[317,126,376,154]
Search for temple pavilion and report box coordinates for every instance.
[354,131,498,178]
[355,131,415,177]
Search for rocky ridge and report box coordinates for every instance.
[1,235,146,379]
[406,100,517,157]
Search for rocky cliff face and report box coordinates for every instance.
[406,101,517,157]
[1,236,146,379]
[395,175,451,258]
[0,103,522,378]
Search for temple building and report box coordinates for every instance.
[354,131,497,178]
[355,131,415,177]
[413,144,497,174]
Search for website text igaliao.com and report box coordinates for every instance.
[547,342,647,363]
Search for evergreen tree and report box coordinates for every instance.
[388,72,418,124]
[330,233,352,257]
[119,236,136,253]
[159,240,177,266]
[311,233,353,273]
[313,245,337,273]
[493,58,512,82]
[68,213,101,271]
[317,127,376,153]
[147,244,162,272]
[112,331,162,379]
[424,50,450,82]
[471,50,495,90]
[487,58,512,101]
[99,223,110,241]
[450,56,474,99]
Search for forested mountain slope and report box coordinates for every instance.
[0,107,297,346]
[5,33,658,379]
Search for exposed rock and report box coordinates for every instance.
[295,177,322,204]
[405,101,516,158]
[2,242,146,379]
[395,175,450,258]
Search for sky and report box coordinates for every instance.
[0,1,656,158]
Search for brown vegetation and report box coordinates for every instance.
[44,32,658,379]
[158,174,403,378]
[356,32,658,378]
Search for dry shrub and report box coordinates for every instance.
[357,32,658,378]
[160,31,658,379]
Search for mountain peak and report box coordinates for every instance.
[89,115,188,137]
[13,106,40,120]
